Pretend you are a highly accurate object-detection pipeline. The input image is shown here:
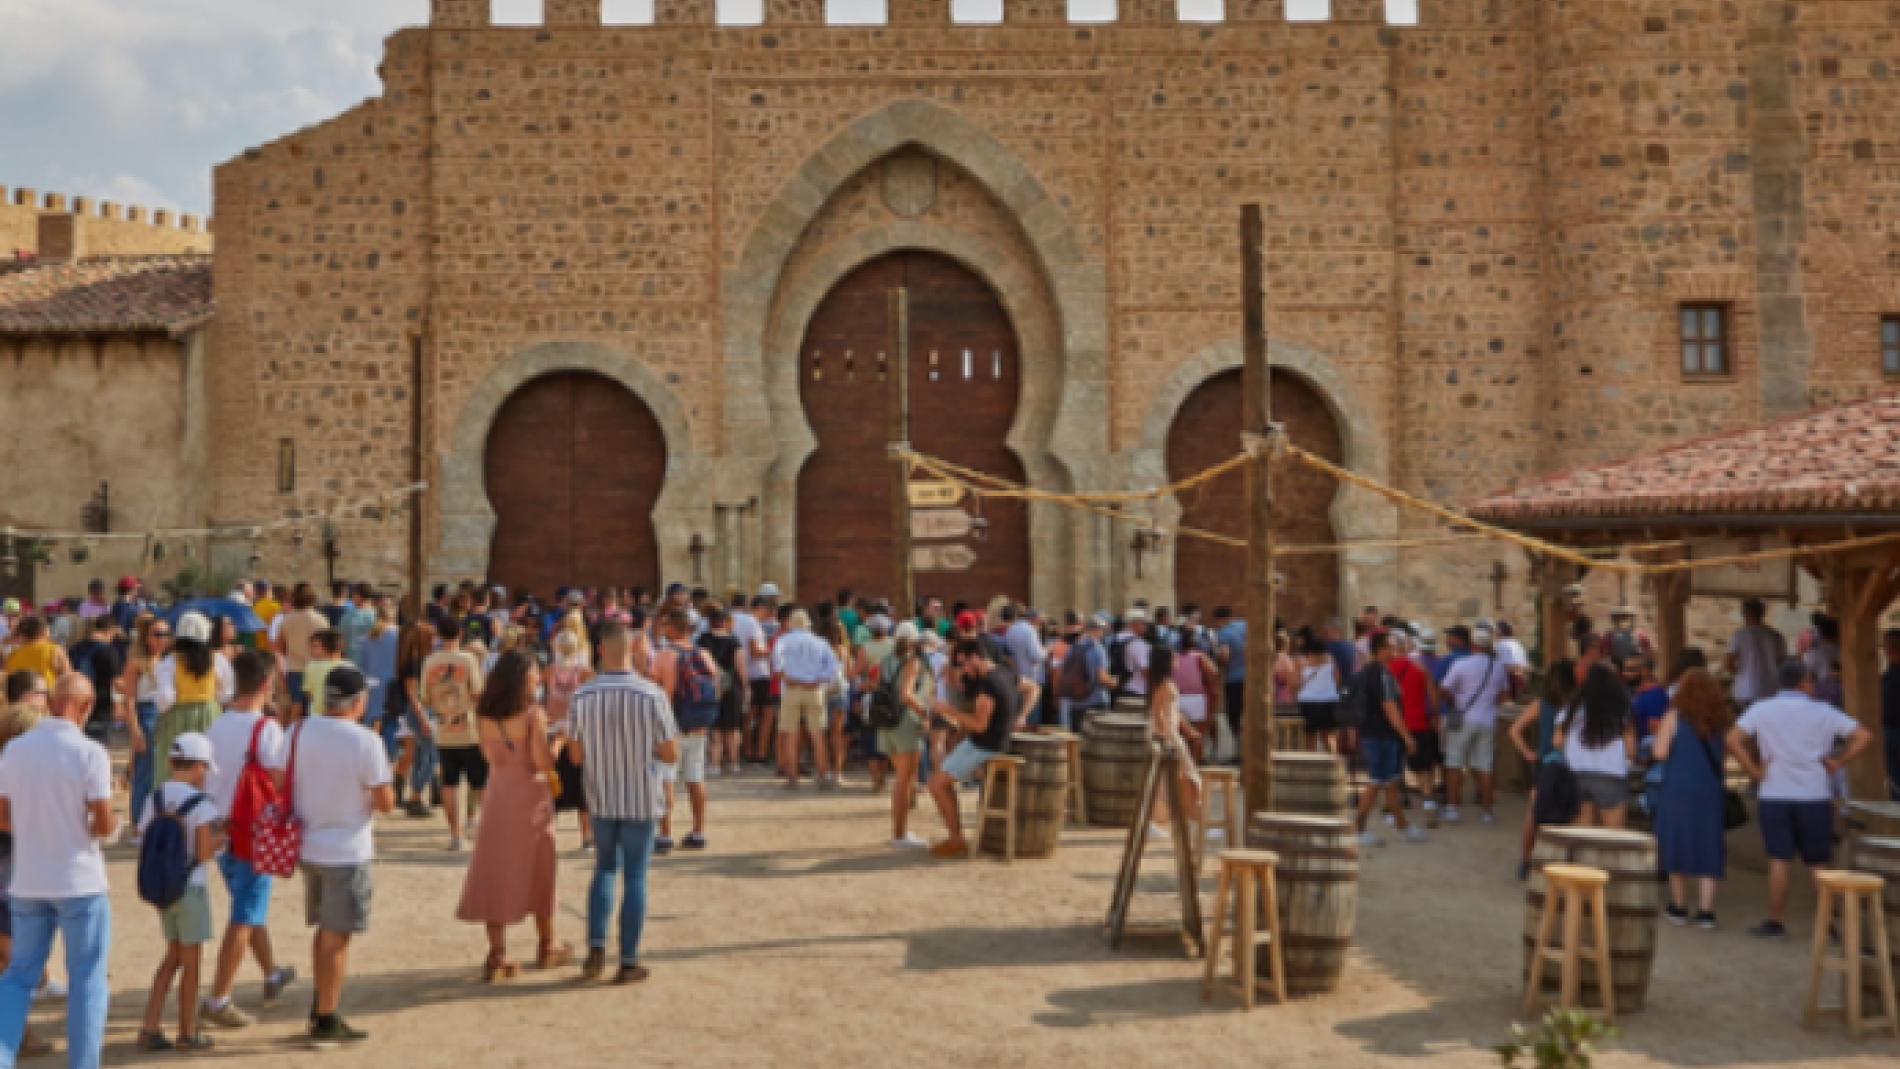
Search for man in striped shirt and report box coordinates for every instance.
[566,622,680,986]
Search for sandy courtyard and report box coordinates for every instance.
[30,767,1899,1068]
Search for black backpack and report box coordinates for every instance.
[1334,665,1377,730]
[865,653,919,731]
[1108,635,1134,694]
[137,790,207,910]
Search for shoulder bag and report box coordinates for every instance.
[1697,732,1749,831]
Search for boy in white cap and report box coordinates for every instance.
[136,733,225,1052]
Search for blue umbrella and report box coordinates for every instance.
[162,598,266,634]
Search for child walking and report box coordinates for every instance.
[136,733,225,1051]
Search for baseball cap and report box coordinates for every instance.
[1125,607,1148,624]
[756,582,782,599]
[955,610,983,632]
[1471,626,1496,647]
[169,732,217,770]
[175,612,212,644]
[117,576,140,593]
[868,615,893,634]
[323,664,369,708]
[893,621,920,642]
[1088,613,1112,630]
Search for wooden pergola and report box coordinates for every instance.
[1467,392,1900,803]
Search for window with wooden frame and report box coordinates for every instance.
[1679,303,1729,377]
[1883,315,1900,378]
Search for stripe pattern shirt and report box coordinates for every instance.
[567,670,679,821]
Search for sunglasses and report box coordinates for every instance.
[152,631,172,639]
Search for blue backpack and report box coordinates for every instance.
[137,791,207,910]
[670,642,721,731]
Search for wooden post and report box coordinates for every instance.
[889,287,915,620]
[1831,549,1900,801]
[1653,571,1689,684]
[1241,205,1275,818]
[1539,557,1572,674]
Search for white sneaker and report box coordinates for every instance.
[1148,823,1170,842]
[1422,799,1439,812]
[1480,810,1496,824]
[1402,826,1429,843]
[706,765,720,778]
[1356,831,1386,848]
[1441,806,1462,823]
[1382,813,1397,826]
[448,836,464,852]
[33,981,67,1003]
[891,834,929,849]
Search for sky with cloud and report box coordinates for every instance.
[0,0,1405,218]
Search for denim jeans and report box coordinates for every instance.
[588,818,656,966]
[0,895,110,1069]
[406,707,439,797]
[130,702,160,829]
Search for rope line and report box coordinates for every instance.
[1,482,430,544]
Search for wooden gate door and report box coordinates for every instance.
[1167,370,1344,627]
[484,372,666,601]
[796,251,1030,609]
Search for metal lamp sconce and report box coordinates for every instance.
[688,533,708,585]
[1130,525,1167,580]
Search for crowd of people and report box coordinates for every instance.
[0,572,1890,1063]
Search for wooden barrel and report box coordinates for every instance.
[1082,714,1153,828]
[979,733,1069,859]
[1270,753,1349,818]
[1523,827,1662,1012]
[1852,837,1900,1006]
[1244,812,1359,996]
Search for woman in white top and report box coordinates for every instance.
[1555,663,1639,828]
[1294,628,1343,755]
[115,614,167,832]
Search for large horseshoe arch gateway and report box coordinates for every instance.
[795,251,1031,608]
[483,371,667,600]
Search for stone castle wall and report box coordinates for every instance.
[204,0,1900,627]
[0,186,212,259]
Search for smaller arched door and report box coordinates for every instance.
[1167,369,1344,628]
[483,372,666,600]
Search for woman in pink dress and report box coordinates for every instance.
[456,649,568,980]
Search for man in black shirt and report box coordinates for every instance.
[923,639,1041,859]
[1354,632,1425,847]
[67,615,123,744]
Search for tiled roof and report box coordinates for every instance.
[0,255,213,336]
[1467,391,1900,524]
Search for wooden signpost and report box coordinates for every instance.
[1105,741,1206,959]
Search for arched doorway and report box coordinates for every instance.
[483,371,666,600]
[1167,370,1344,628]
[796,251,1031,609]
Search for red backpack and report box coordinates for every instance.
[228,718,302,877]
[225,718,279,861]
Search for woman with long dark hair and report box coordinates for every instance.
[395,619,438,816]
[1294,627,1342,754]
[116,615,168,832]
[1508,659,1577,879]
[456,649,566,981]
[152,612,232,801]
[1653,667,1731,927]
[1555,662,1638,828]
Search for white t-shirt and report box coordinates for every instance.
[1441,652,1512,728]
[137,781,221,887]
[1728,623,1787,703]
[1297,660,1339,702]
[289,716,392,866]
[732,612,769,680]
[203,709,288,817]
[1496,638,1530,672]
[1736,691,1860,802]
[1559,710,1628,777]
[0,719,114,898]
[1124,636,1152,696]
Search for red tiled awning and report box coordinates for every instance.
[0,254,213,336]
[1467,391,1900,525]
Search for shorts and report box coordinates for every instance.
[748,678,779,708]
[1759,799,1834,865]
[1299,701,1338,734]
[439,745,490,789]
[1406,728,1442,774]
[1573,772,1630,812]
[302,861,373,934]
[161,884,214,946]
[778,687,827,734]
[941,739,1001,784]
[1443,722,1496,773]
[675,732,709,784]
[1360,737,1403,786]
[715,674,746,732]
[287,671,306,711]
[1178,693,1208,724]
[217,853,274,928]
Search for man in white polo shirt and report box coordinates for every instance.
[0,674,117,1069]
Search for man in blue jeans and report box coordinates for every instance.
[0,674,117,1069]
[567,621,679,985]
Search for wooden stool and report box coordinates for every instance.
[1803,869,1900,1039]
[971,756,1025,862]
[1273,719,1306,753]
[1199,767,1243,874]
[1523,863,1616,1020]
[1202,849,1287,1010]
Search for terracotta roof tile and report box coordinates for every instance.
[0,255,213,336]
[1467,391,1900,524]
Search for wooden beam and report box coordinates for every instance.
[1654,571,1690,683]
[1241,204,1275,818]
[1834,554,1896,802]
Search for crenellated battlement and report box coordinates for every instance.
[0,185,213,260]
[426,0,1420,28]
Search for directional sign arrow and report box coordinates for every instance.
[907,481,963,509]
[913,544,977,572]
[911,508,974,541]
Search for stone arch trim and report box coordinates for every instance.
[1130,338,1399,613]
[430,341,712,587]
[722,99,1108,481]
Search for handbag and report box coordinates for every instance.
[250,722,304,878]
[1697,733,1749,831]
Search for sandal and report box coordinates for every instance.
[175,1033,215,1051]
[536,941,574,970]
[136,1030,174,1051]
[481,951,519,983]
